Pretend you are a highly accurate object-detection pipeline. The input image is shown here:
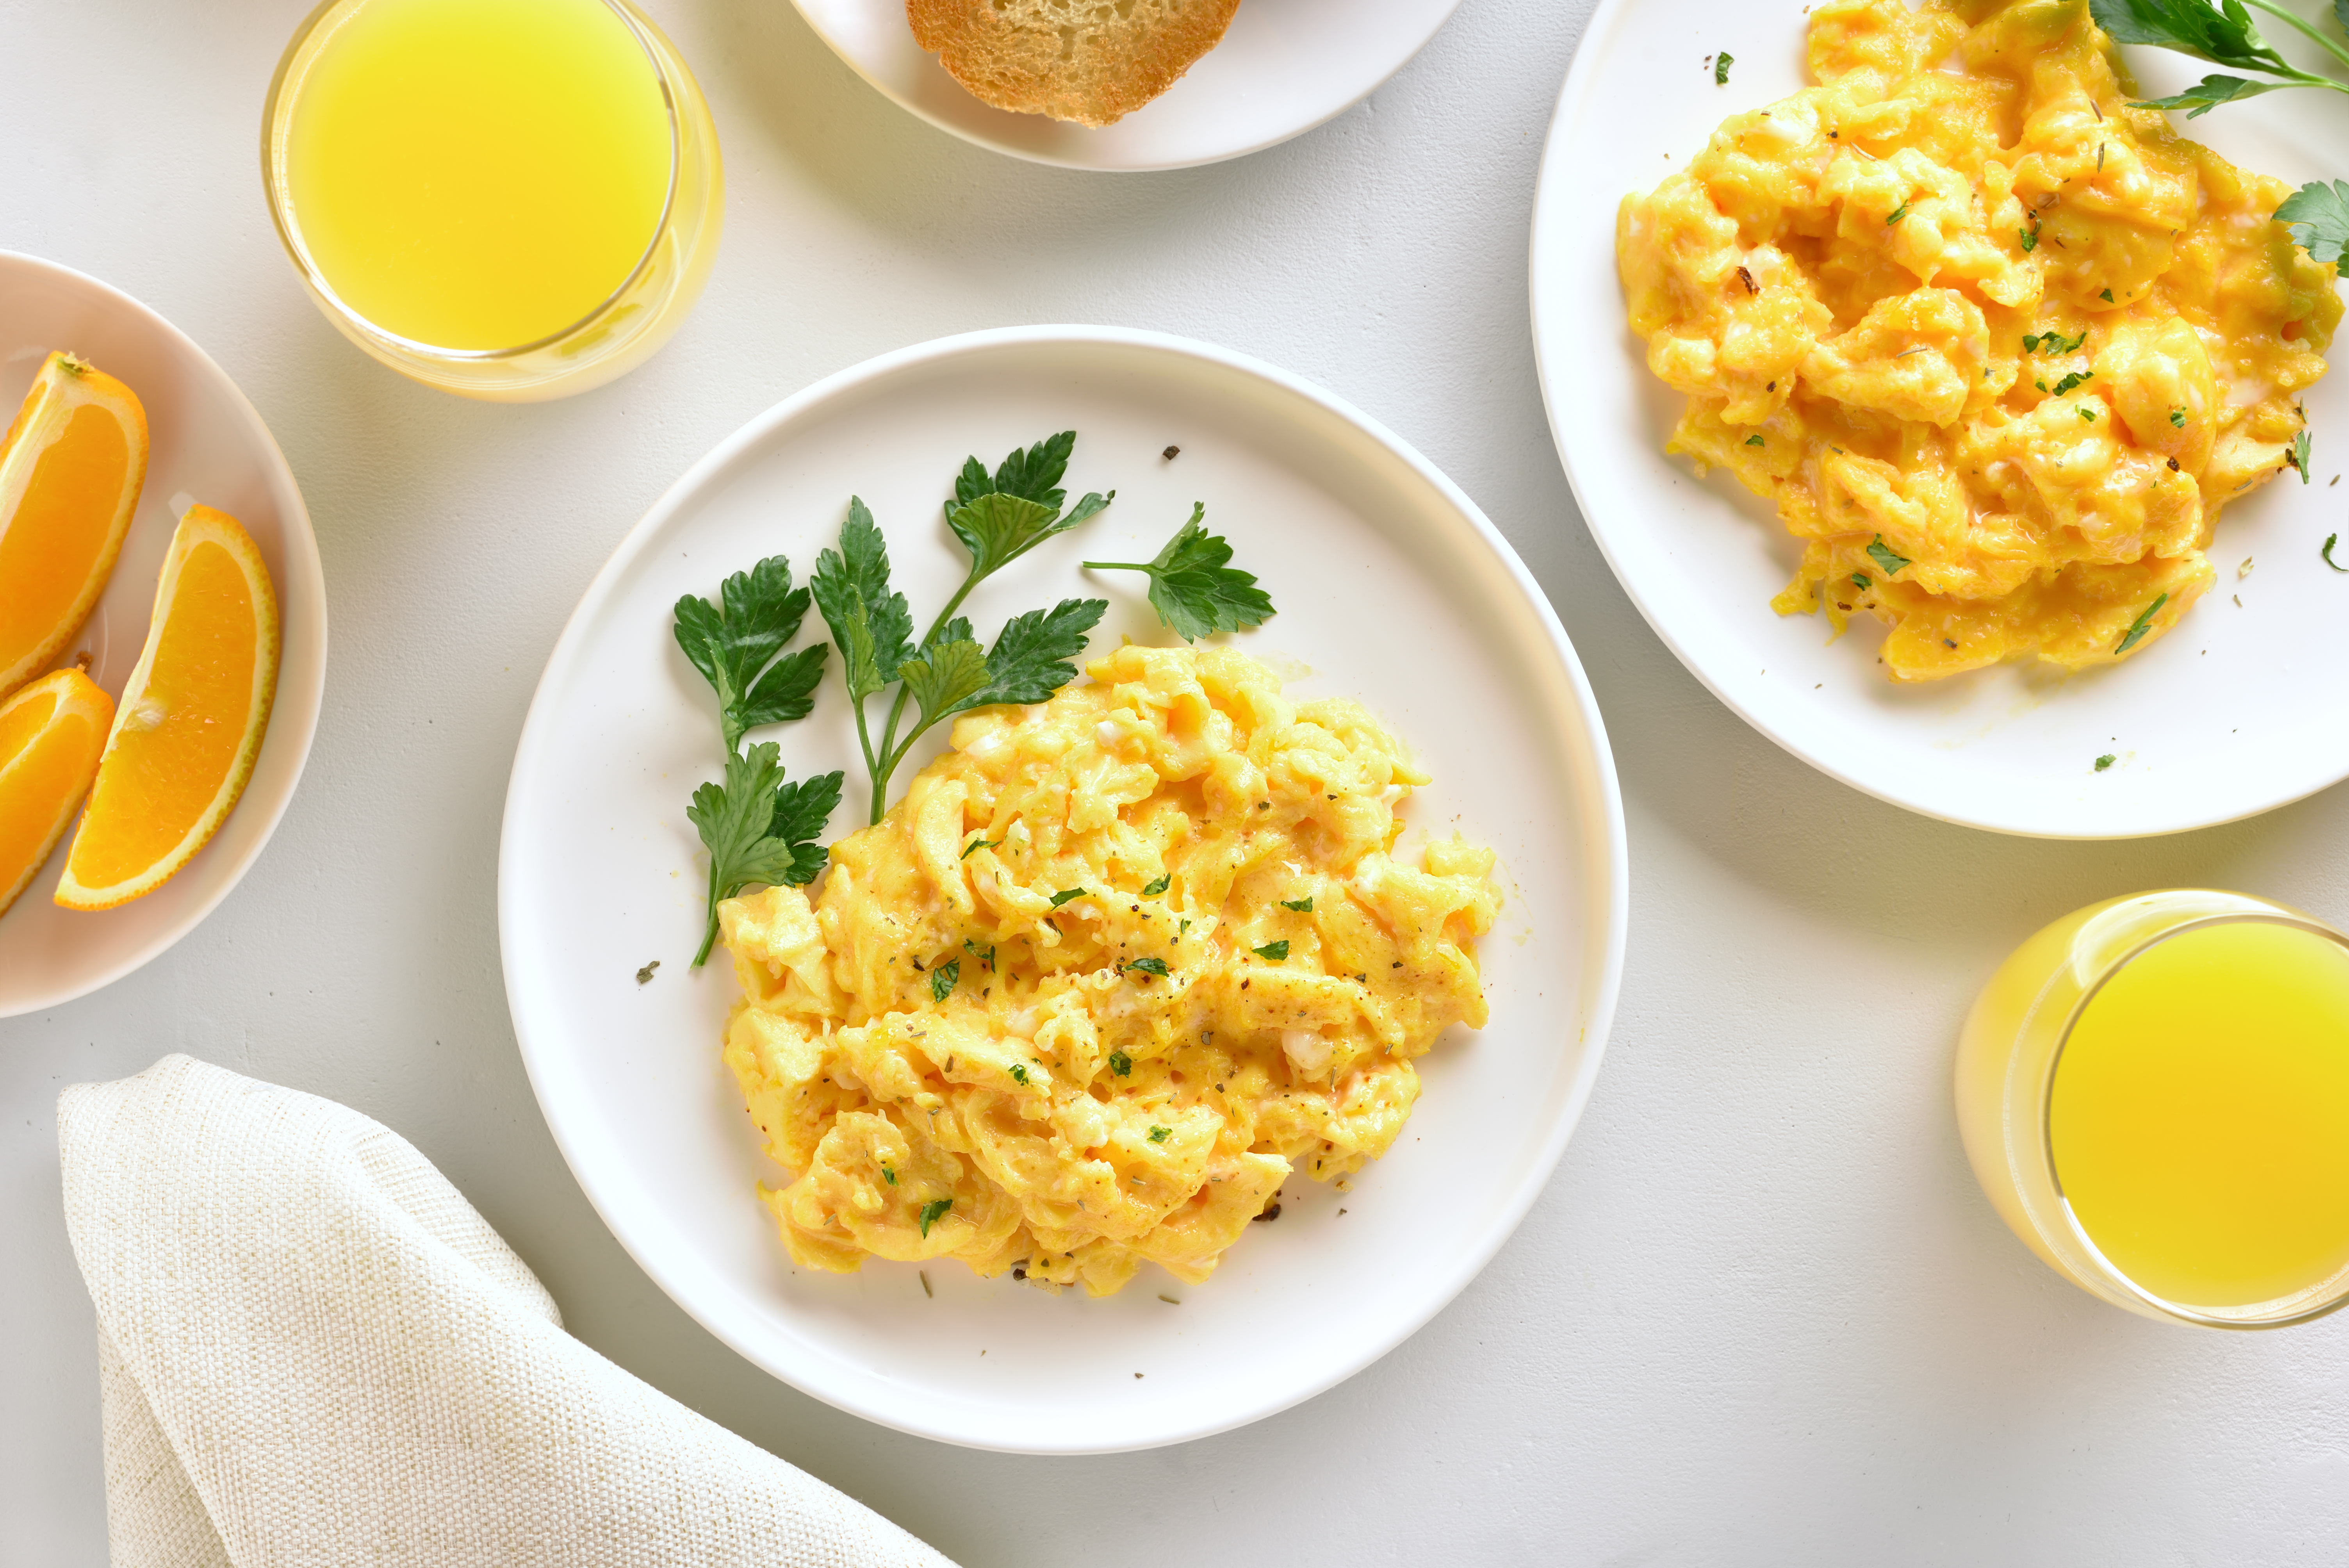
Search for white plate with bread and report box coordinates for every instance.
[792,0,1464,171]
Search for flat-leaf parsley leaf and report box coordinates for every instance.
[930,959,960,1002]
[673,555,830,748]
[918,1198,952,1238]
[1866,535,1911,576]
[1084,503,1277,643]
[2278,180,2349,264]
[1253,940,1290,960]
[684,743,843,966]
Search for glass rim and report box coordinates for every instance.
[2041,908,2349,1330]
[260,0,683,363]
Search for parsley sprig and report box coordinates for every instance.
[1084,504,1278,643]
[813,433,1113,824]
[674,558,844,966]
[683,743,842,966]
[2091,0,2349,260]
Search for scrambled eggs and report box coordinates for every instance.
[1617,0,2340,680]
[717,644,1499,1297]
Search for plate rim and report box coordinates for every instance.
[1527,0,2349,841]
[497,323,1631,1451]
[0,249,329,1017]
[785,0,1466,173]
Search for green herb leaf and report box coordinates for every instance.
[2095,753,2117,771]
[1147,1125,1171,1144]
[2100,288,2116,302]
[2020,226,2039,252]
[1123,956,1170,978]
[962,836,1000,859]
[685,743,842,965]
[1084,504,1277,642]
[1866,535,1911,576]
[2324,533,2348,571]
[976,598,1109,705]
[1010,1064,1029,1085]
[2089,0,2293,77]
[672,556,830,749]
[897,636,993,733]
[2080,406,2098,421]
[918,1198,952,1238]
[811,498,915,705]
[2133,71,2288,115]
[1051,887,1088,907]
[2293,427,2314,482]
[930,959,961,1002]
[2115,591,2170,654]
[964,937,996,971]
[1745,434,1765,446]
[1253,940,1290,960]
[2171,408,2187,427]
[2051,370,2095,395]
[1142,875,1171,896]
[1851,572,1871,589]
[1280,896,1314,912]
[1109,1049,1133,1076]
[882,1164,897,1184]
[1886,202,1910,226]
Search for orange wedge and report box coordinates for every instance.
[0,668,115,918]
[0,352,149,700]
[56,506,279,911]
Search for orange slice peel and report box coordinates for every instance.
[0,351,149,700]
[0,668,115,918]
[57,505,280,911]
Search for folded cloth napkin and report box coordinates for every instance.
[59,1053,957,1568]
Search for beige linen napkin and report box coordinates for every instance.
[59,1053,957,1568]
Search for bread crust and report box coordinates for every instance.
[907,0,1243,128]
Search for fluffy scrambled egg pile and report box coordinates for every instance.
[1618,0,2340,680]
[717,645,1499,1297]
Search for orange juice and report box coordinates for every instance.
[1956,891,2349,1327]
[282,0,674,351]
[2051,921,2349,1308]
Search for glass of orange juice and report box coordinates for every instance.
[1957,889,2349,1328]
[262,0,721,401]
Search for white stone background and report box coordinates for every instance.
[8,0,2349,1561]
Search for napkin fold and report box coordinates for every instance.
[59,1053,957,1568]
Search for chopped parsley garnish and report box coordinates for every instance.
[961,836,1000,859]
[1866,535,1911,576]
[2324,533,2348,572]
[1050,887,1087,907]
[2079,406,2097,422]
[1083,503,1277,643]
[1886,202,1910,226]
[930,959,960,1002]
[2292,428,2313,482]
[2099,288,2115,302]
[2019,226,2039,252]
[2095,754,2116,771]
[2050,370,2094,396]
[1745,434,1765,446]
[918,1198,952,1238]
[964,937,996,971]
[812,435,1113,825]
[1142,874,1170,896]
[1109,1049,1133,1076]
[882,1164,897,1185]
[2170,408,2186,428]
[2115,592,2169,654]
[1010,1064,1030,1085]
[1123,956,1170,978]
[683,743,842,966]
[1147,1126,1172,1144]
[1280,896,1314,912]
[1715,51,1733,84]
[1850,572,1871,589]
[1253,940,1290,960]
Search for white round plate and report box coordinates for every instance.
[791,0,1462,171]
[1532,0,2349,838]
[0,252,327,1018]
[500,326,1626,1451]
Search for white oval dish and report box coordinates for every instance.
[0,251,327,1018]
[790,0,1462,171]
[1532,0,2349,838]
[499,326,1627,1452]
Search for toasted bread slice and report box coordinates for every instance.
[907,0,1242,128]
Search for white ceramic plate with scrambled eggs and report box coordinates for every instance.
[0,252,327,1018]
[790,0,1462,171]
[1534,0,2349,838]
[500,326,1626,1451]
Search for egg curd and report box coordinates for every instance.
[1617,0,2340,680]
[717,644,1499,1297]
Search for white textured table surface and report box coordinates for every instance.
[8,0,2349,1561]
